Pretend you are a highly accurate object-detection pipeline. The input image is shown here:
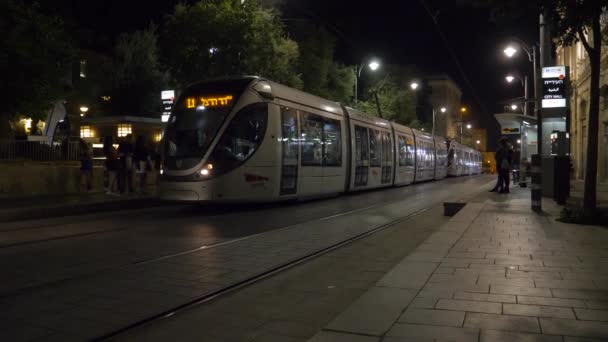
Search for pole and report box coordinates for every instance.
[354,65,359,103]
[524,75,529,116]
[374,91,382,118]
[460,111,463,144]
[432,108,436,136]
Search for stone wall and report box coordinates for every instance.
[0,161,158,197]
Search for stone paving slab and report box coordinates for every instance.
[308,188,608,341]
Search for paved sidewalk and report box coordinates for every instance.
[309,188,608,341]
[0,191,160,222]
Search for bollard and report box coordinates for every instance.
[531,154,542,211]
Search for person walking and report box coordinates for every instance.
[104,137,120,195]
[79,139,93,192]
[133,136,151,194]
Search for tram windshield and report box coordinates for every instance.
[163,78,253,170]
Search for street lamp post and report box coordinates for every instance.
[505,73,529,116]
[432,107,447,136]
[354,60,380,103]
[505,40,542,211]
[411,81,446,136]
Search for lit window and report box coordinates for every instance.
[117,124,132,137]
[80,60,87,78]
[80,125,94,138]
[155,132,163,142]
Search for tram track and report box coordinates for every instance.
[94,206,431,341]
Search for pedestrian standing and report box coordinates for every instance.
[500,141,514,194]
[118,134,134,194]
[489,139,506,192]
[133,136,151,194]
[104,137,120,195]
[79,139,93,192]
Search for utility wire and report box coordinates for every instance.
[417,0,493,122]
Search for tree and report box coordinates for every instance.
[0,0,74,139]
[547,0,608,216]
[110,25,168,116]
[160,0,301,88]
[287,23,354,102]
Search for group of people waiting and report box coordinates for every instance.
[489,137,514,194]
[103,134,153,196]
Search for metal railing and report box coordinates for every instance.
[0,141,81,161]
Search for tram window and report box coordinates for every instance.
[301,112,323,166]
[209,102,267,173]
[323,118,342,166]
[369,129,381,167]
[355,125,369,163]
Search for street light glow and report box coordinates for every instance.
[460,107,467,113]
[505,75,515,83]
[80,106,89,112]
[466,124,472,129]
[517,139,521,144]
[440,107,447,113]
[504,46,517,58]
[410,82,419,90]
[369,61,380,71]
[511,104,518,110]
[476,140,481,144]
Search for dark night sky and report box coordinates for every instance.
[42,0,539,145]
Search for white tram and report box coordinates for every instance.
[160,76,481,202]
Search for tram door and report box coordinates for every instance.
[280,107,299,196]
[354,125,369,187]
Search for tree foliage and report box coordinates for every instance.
[0,0,74,126]
[160,0,301,88]
[290,23,355,103]
[354,65,418,126]
[109,25,168,116]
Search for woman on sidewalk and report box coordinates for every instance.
[104,137,120,196]
[133,136,151,194]
[79,139,93,192]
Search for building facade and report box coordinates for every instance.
[555,24,608,182]
[427,75,463,140]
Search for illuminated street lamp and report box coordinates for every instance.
[511,104,518,111]
[505,75,515,83]
[466,123,472,129]
[354,59,381,103]
[410,82,419,90]
[504,46,517,58]
[476,140,481,145]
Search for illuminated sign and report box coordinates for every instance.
[542,66,567,109]
[186,95,233,108]
[161,90,175,122]
[542,66,566,78]
[501,127,520,135]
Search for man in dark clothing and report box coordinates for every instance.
[489,140,506,192]
[500,141,514,193]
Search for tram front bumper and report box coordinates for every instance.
[159,181,212,202]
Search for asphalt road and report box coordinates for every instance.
[0,175,494,341]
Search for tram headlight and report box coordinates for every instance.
[200,169,210,176]
[206,163,213,170]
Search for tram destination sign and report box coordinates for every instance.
[542,66,567,109]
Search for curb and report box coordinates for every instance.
[0,197,163,222]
